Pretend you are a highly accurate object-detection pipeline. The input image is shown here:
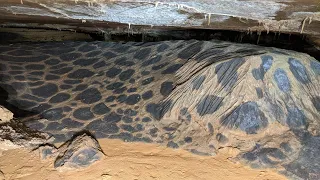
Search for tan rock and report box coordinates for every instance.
[0,106,13,124]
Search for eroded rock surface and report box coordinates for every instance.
[0,120,52,151]
[54,133,104,171]
[0,40,319,179]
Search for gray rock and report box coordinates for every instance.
[54,133,104,170]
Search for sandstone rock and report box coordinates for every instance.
[54,133,104,171]
[0,105,13,124]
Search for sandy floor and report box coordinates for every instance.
[0,138,286,180]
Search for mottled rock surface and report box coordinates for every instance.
[54,133,104,171]
[0,40,319,179]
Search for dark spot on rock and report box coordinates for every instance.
[146,101,172,120]
[157,44,169,52]
[93,61,107,69]
[44,122,65,131]
[122,116,133,123]
[72,84,88,92]
[125,94,141,105]
[73,107,94,120]
[106,67,122,78]
[274,68,291,92]
[167,141,179,148]
[50,67,73,75]
[86,50,101,57]
[113,87,127,94]
[25,64,45,70]
[45,74,60,81]
[116,108,123,114]
[184,137,192,143]
[114,57,135,67]
[73,58,99,67]
[286,107,307,130]
[60,84,72,89]
[68,69,94,79]
[208,123,214,135]
[134,48,151,60]
[119,69,135,81]
[105,96,116,102]
[75,88,102,104]
[197,95,223,116]
[160,81,174,96]
[192,75,206,90]
[252,55,274,80]
[252,68,262,80]
[141,71,150,76]
[255,87,263,99]
[280,142,292,152]
[14,75,25,81]
[64,80,82,84]
[78,44,96,52]
[29,71,44,76]
[142,90,153,100]
[21,94,45,102]
[129,78,135,84]
[104,112,122,123]
[124,109,137,116]
[86,120,119,134]
[44,59,60,65]
[32,103,52,113]
[215,58,244,91]
[220,102,268,134]
[93,103,110,115]
[49,93,70,103]
[106,82,124,90]
[9,71,23,75]
[141,77,154,86]
[10,65,23,70]
[11,82,26,90]
[61,118,84,128]
[311,96,320,112]
[142,55,162,67]
[127,88,137,93]
[116,94,127,103]
[178,41,203,59]
[31,83,58,98]
[42,108,64,121]
[25,121,45,131]
[216,133,228,143]
[63,106,72,112]
[121,124,136,133]
[142,117,151,122]
[190,149,211,156]
[59,52,82,61]
[149,128,158,137]
[310,60,320,75]
[11,99,37,109]
[103,51,117,59]
[161,64,183,74]
[152,62,169,71]
[288,58,310,84]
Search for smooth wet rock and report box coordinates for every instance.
[54,133,104,171]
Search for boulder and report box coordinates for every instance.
[54,133,104,171]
